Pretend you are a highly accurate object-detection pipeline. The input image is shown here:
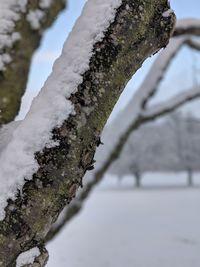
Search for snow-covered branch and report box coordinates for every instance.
[16,246,48,267]
[174,19,200,37]
[141,87,200,120]
[133,37,187,110]
[186,39,200,51]
[46,19,200,239]
[133,36,200,112]
[0,0,66,126]
[0,1,175,265]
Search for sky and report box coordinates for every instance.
[17,0,200,120]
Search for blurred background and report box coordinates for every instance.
[17,1,200,266]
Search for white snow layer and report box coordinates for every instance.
[26,9,45,30]
[0,121,21,155]
[16,247,40,267]
[0,0,122,220]
[39,0,52,9]
[162,9,174,18]
[176,18,200,30]
[143,87,200,118]
[27,0,54,30]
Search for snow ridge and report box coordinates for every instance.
[16,247,40,267]
[0,0,122,220]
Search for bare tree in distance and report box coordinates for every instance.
[169,112,200,186]
[129,142,143,188]
[109,112,200,188]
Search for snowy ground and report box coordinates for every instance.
[47,173,200,267]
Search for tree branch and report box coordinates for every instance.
[132,36,200,110]
[0,1,175,266]
[135,37,187,109]
[141,87,200,120]
[174,18,200,36]
[16,246,48,267]
[0,0,66,126]
[186,39,200,51]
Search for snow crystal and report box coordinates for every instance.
[39,0,52,9]
[27,0,54,30]
[0,0,122,220]
[0,53,11,71]
[0,121,20,155]
[162,9,174,18]
[26,9,44,30]
[16,247,40,267]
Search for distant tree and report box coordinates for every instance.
[169,112,200,186]
[130,161,142,188]
[127,142,143,188]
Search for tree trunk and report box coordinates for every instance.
[187,168,193,187]
[135,173,141,188]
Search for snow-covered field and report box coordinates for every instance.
[47,173,200,267]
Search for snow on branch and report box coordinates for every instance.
[117,36,189,126]
[0,0,56,70]
[0,1,175,265]
[16,246,49,267]
[186,39,200,51]
[126,35,200,124]
[174,18,200,36]
[125,35,200,118]
[141,87,200,120]
[0,0,25,71]
[16,247,40,267]
[133,37,187,110]
[0,0,66,126]
[0,0,123,221]
[0,121,20,155]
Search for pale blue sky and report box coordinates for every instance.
[18,0,200,119]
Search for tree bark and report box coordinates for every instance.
[0,1,175,266]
